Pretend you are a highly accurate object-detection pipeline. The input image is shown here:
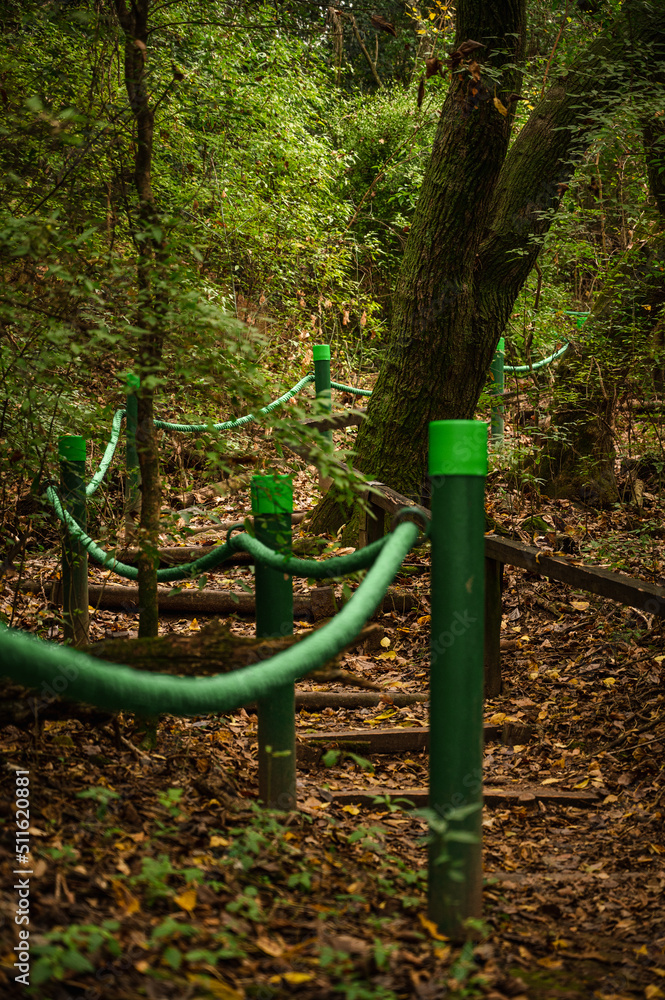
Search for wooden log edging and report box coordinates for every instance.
[21,580,422,621]
[358,479,665,698]
[324,785,601,809]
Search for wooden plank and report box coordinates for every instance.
[326,785,601,809]
[355,480,665,616]
[484,558,503,697]
[301,723,511,754]
[365,481,430,521]
[484,534,665,616]
[295,691,427,711]
[302,410,366,432]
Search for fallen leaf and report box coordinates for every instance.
[418,913,448,941]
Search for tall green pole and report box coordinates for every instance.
[59,436,88,647]
[490,337,504,443]
[313,344,332,444]
[251,474,295,810]
[428,420,487,939]
[125,373,140,531]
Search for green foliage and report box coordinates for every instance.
[30,920,120,986]
[75,785,121,819]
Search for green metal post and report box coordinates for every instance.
[428,420,487,939]
[490,337,504,443]
[125,373,140,525]
[313,344,332,444]
[251,474,295,810]
[59,436,89,647]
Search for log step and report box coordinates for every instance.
[324,785,601,809]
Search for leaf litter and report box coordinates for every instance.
[1,441,664,999]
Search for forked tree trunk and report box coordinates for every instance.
[311,0,665,535]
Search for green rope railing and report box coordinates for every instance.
[504,342,570,373]
[86,408,126,496]
[45,485,392,582]
[0,520,419,716]
[66,368,369,510]
[330,380,372,397]
[153,374,316,433]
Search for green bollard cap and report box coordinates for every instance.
[251,475,293,515]
[313,344,330,361]
[59,436,86,462]
[428,421,487,477]
[126,373,140,389]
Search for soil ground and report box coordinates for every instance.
[1,415,664,1000]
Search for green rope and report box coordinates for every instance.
[153,374,316,433]
[331,380,372,397]
[86,408,126,496]
[44,485,390,582]
[0,521,419,716]
[504,342,570,374]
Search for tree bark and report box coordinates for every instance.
[113,0,165,636]
[312,0,665,534]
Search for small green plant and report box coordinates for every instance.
[322,749,375,773]
[156,787,185,818]
[75,786,121,820]
[31,921,120,986]
[371,793,415,813]
[226,885,264,922]
[127,854,177,905]
[346,823,386,852]
[40,844,78,865]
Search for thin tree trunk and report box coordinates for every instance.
[113,0,165,636]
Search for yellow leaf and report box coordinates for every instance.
[283,972,314,985]
[256,934,285,958]
[174,888,197,913]
[371,711,396,722]
[571,600,589,611]
[209,835,230,848]
[654,655,665,664]
[489,712,506,725]
[635,945,650,957]
[111,879,140,915]
[342,805,360,815]
[186,974,244,999]
[538,956,563,969]
[541,778,560,785]
[573,778,590,789]
[602,676,616,687]
[417,614,431,625]
[418,913,448,940]
[189,618,200,631]
[493,97,508,116]
[378,650,396,660]
[380,636,391,648]
[646,986,665,1000]
[302,796,329,811]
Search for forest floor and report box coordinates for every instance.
[1,410,665,1000]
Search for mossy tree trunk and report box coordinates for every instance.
[312,0,665,535]
[113,0,165,636]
